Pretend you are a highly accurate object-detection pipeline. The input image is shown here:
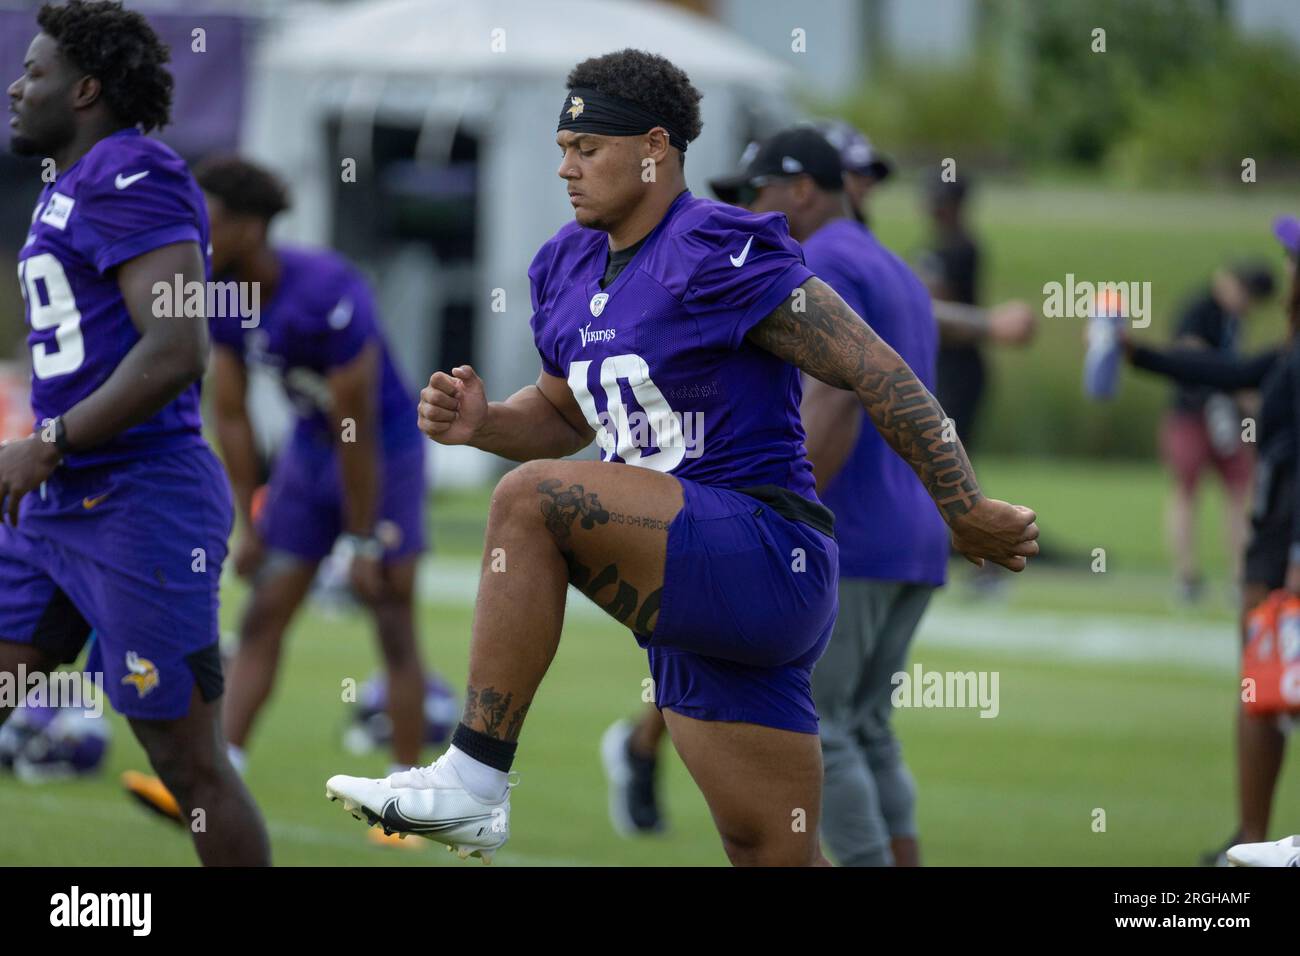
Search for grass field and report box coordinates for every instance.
[3,452,1298,867]
[4,178,1299,867]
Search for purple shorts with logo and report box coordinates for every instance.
[0,446,232,720]
[259,428,427,562]
[640,478,839,735]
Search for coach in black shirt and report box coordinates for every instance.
[915,174,1035,455]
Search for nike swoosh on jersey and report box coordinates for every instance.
[114,171,150,190]
[328,297,354,330]
[82,493,111,510]
[730,235,754,267]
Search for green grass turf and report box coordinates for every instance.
[3,455,1297,866]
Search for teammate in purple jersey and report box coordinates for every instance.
[0,0,267,865]
[327,49,1038,866]
[600,127,949,844]
[122,156,433,836]
[742,127,947,866]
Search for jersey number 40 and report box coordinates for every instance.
[567,353,685,473]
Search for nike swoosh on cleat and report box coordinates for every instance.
[381,798,496,833]
[729,235,754,267]
[114,171,150,190]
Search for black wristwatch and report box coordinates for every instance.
[40,415,71,456]
[52,415,71,454]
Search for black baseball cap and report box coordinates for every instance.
[708,126,844,205]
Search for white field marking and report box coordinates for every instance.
[416,557,1236,672]
[918,605,1234,675]
[418,557,608,620]
[0,786,591,867]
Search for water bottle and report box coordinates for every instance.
[1084,288,1124,400]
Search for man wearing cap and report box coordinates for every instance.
[712,126,946,866]
[326,49,1037,865]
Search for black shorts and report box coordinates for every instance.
[1243,460,1293,589]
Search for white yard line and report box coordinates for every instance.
[417,558,1237,674]
[918,606,1234,674]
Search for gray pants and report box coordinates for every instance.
[812,578,934,866]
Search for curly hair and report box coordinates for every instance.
[38,0,173,132]
[194,155,291,223]
[567,49,703,160]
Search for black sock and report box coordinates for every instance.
[451,723,518,773]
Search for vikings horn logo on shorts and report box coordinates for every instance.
[121,651,160,698]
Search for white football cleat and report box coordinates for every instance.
[1226,835,1300,867]
[325,755,511,864]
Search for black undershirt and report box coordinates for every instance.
[601,233,650,289]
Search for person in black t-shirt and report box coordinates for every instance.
[1122,226,1296,865]
[1159,263,1275,602]
[915,173,1036,456]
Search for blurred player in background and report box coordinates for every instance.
[916,171,1038,594]
[916,173,1037,450]
[0,0,268,865]
[601,121,1035,846]
[123,157,435,843]
[1158,261,1275,602]
[735,127,947,866]
[326,49,1038,865]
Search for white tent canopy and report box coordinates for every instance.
[263,0,797,83]
[242,0,798,485]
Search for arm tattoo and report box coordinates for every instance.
[747,277,982,520]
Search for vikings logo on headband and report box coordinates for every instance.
[557,87,689,152]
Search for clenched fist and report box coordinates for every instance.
[987,300,1038,347]
[949,497,1039,572]
[418,365,488,446]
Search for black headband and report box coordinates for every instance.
[557,87,689,153]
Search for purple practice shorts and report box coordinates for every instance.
[259,431,428,562]
[0,446,232,720]
[640,478,839,734]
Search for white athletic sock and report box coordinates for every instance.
[226,744,246,776]
[438,745,508,802]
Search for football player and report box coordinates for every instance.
[0,0,268,865]
[327,49,1038,865]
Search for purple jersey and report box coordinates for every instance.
[16,128,210,468]
[529,191,816,496]
[209,246,417,449]
[804,219,947,585]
